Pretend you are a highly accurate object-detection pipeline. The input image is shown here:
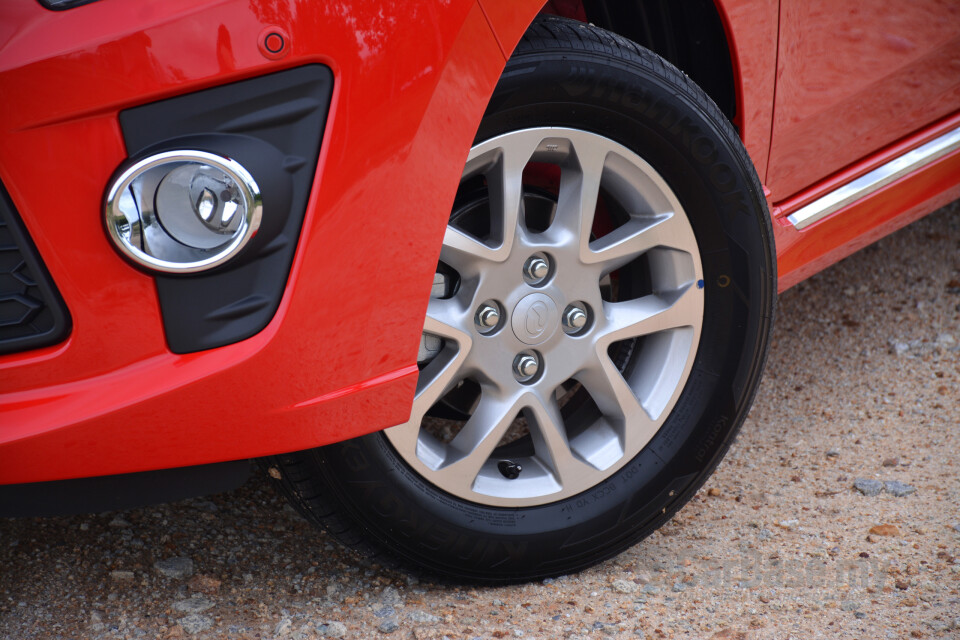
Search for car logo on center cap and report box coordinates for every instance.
[526,301,548,338]
[512,293,559,345]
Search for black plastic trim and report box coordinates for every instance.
[0,182,71,355]
[118,65,333,353]
[0,460,251,518]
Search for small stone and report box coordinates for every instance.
[891,341,910,356]
[611,580,638,594]
[840,600,860,611]
[936,333,956,346]
[826,449,840,458]
[109,516,131,528]
[375,606,395,618]
[952,524,960,533]
[412,629,457,640]
[778,519,799,530]
[866,534,879,543]
[710,630,748,640]
[854,612,866,619]
[191,500,218,513]
[853,479,883,496]
[869,524,900,537]
[901,597,918,607]
[178,614,214,635]
[407,611,440,624]
[187,574,221,594]
[274,618,293,637]
[884,481,917,497]
[317,621,347,638]
[79,522,90,531]
[896,580,910,590]
[882,457,899,467]
[707,487,722,497]
[671,582,685,593]
[378,619,399,634]
[925,620,951,632]
[379,586,403,606]
[110,570,135,583]
[155,557,195,579]
[173,597,215,614]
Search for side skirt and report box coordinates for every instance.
[772,113,960,291]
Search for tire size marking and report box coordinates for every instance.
[563,483,617,512]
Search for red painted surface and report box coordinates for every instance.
[713,0,779,184]
[0,0,506,483]
[0,0,958,485]
[767,0,960,199]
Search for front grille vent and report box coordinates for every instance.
[0,185,70,355]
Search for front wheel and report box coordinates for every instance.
[264,17,775,582]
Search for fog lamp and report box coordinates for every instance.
[105,150,262,273]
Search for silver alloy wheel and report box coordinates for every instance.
[385,128,704,507]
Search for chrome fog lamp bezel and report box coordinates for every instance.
[105,150,262,274]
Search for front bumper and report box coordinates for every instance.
[0,0,506,484]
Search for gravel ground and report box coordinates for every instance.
[2,202,959,640]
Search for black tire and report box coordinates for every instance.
[262,16,775,583]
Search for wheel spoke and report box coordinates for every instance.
[444,138,538,270]
[484,149,525,257]
[431,391,521,494]
[440,226,504,269]
[552,143,608,246]
[422,297,469,343]
[415,299,472,407]
[600,283,702,344]
[524,392,599,483]
[576,351,658,451]
[384,299,472,461]
[583,212,688,274]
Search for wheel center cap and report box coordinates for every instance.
[511,293,559,345]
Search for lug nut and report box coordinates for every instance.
[513,353,539,380]
[523,255,550,284]
[476,302,500,331]
[563,304,588,332]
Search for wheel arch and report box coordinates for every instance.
[481,0,736,124]
[479,0,778,181]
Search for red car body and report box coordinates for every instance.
[1,0,958,486]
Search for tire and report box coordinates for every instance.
[263,16,775,583]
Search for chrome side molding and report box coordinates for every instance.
[787,125,960,230]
